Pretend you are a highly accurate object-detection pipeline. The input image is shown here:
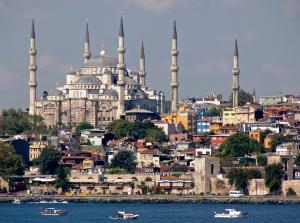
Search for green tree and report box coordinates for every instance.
[265,163,284,195]
[34,148,61,174]
[0,142,24,180]
[227,168,262,194]
[76,122,94,136]
[145,128,167,143]
[220,133,264,157]
[107,167,125,174]
[257,155,267,166]
[270,133,293,150]
[229,89,254,106]
[208,107,222,117]
[0,109,47,135]
[56,165,70,192]
[294,155,300,167]
[110,150,137,174]
[286,188,296,196]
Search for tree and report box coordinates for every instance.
[34,148,61,174]
[220,133,264,157]
[286,188,296,196]
[227,168,262,194]
[0,142,24,180]
[76,122,94,136]
[265,163,284,195]
[107,120,135,139]
[145,128,167,143]
[56,165,70,192]
[0,109,47,135]
[229,89,254,106]
[294,155,300,167]
[257,155,267,166]
[110,150,137,174]
[270,133,293,150]
[208,107,222,117]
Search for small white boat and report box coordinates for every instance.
[12,199,21,204]
[40,208,67,216]
[214,209,247,218]
[109,211,139,220]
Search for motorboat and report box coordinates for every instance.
[109,211,139,220]
[40,208,67,216]
[12,199,21,204]
[214,209,247,218]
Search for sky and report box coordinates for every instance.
[0,0,299,110]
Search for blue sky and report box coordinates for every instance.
[0,0,299,110]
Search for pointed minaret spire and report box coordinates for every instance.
[29,19,37,115]
[31,19,35,39]
[85,22,89,43]
[139,40,146,86]
[119,17,124,37]
[172,20,177,39]
[83,22,91,64]
[140,40,145,59]
[252,88,256,103]
[234,38,239,57]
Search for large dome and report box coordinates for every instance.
[75,75,102,85]
[84,54,118,68]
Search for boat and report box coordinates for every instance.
[109,211,139,220]
[40,208,67,216]
[213,209,248,218]
[12,199,21,204]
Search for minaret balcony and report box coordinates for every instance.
[171,66,179,72]
[28,81,37,87]
[118,48,125,53]
[170,83,179,87]
[171,50,179,56]
[117,64,126,69]
[29,65,37,71]
[29,49,37,55]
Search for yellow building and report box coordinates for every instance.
[210,117,223,134]
[222,108,238,126]
[29,141,47,161]
[237,106,256,123]
[249,130,261,143]
[83,159,94,169]
[161,101,197,133]
[264,135,272,151]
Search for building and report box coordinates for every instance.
[209,116,223,134]
[232,39,240,108]
[80,129,105,146]
[162,101,197,133]
[249,130,261,143]
[275,143,299,156]
[152,120,176,138]
[137,149,160,167]
[29,19,170,128]
[29,141,47,161]
[125,108,158,122]
[222,108,238,126]
[196,118,210,134]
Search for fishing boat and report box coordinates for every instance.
[40,208,67,216]
[213,208,247,218]
[109,211,139,220]
[12,199,21,204]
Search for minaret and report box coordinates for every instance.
[252,88,256,103]
[117,17,126,118]
[170,20,179,113]
[29,19,37,115]
[83,22,91,64]
[139,40,146,86]
[232,38,240,108]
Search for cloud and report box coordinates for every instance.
[126,0,183,12]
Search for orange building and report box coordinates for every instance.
[249,130,261,143]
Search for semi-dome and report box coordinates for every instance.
[48,89,63,96]
[102,89,118,96]
[75,75,102,85]
[83,54,118,68]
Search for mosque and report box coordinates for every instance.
[28,18,180,128]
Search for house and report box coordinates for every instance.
[275,143,299,156]
[80,129,105,146]
[137,149,160,167]
[156,175,194,195]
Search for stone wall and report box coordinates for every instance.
[282,180,300,196]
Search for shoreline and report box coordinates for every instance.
[1,195,300,204]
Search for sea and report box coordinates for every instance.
[0,202,300,223]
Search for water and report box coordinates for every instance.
[0,203,300,223]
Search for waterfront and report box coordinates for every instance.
[0,203,300,223]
